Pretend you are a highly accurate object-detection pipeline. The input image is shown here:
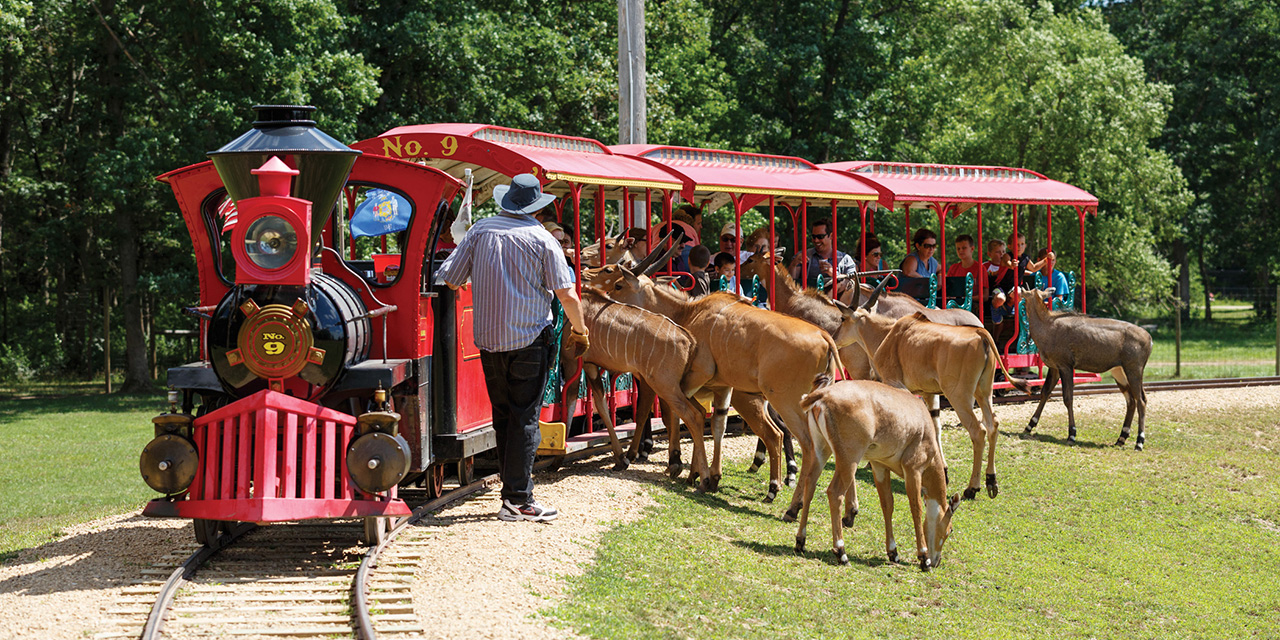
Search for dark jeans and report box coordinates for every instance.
[479,326,553,505]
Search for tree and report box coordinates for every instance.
[894,0,1191,313]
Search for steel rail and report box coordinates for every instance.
[140,522,257,640]
[350,439,624,640]
[990,375,1280,405]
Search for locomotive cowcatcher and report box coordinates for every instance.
[139,106,494,545]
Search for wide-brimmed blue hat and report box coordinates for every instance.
[493,173,556,215]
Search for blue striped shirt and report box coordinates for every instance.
[436,212,576,352]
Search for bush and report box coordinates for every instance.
[0,344,35,383]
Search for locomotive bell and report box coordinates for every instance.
[208,105,361,253]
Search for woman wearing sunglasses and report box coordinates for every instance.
[900,228,940,278]
[858,237,885,272]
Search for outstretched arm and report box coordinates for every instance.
[554,287,588,336]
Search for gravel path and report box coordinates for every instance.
[1,385,1278,639]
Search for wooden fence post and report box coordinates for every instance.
[1275,285,1279,376]
[103,287,112,394]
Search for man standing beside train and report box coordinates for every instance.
[436,173,589,523]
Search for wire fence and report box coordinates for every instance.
[1139,286,1279,381]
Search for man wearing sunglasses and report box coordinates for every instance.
[788,218,856,293]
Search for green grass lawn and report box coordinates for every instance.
[1145,303,1277,380]
[555,399,1280,639]
[0,392,160,559]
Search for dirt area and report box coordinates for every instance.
[1,385,1278,639]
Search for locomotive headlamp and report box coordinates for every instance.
[244,215,298,270]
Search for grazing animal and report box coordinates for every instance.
[800,380,961,571]
[564,288,716,472]
[848,279,1029,499]
[1020,287,1153,449]
[585,263,842,509]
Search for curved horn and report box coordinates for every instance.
[629,229,676,275]
[862,273,894,310]
[643,241,684,277]
[851,276,862,308]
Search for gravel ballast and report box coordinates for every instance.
[1,385,1277,639]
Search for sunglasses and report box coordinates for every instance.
[720,235,737,242]
[869,251,882,256]
[920,242,937,249]
[810,233,830,240]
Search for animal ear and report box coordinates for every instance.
[948,493,961,515]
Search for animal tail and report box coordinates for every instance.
[803,394,833,451]
[982,329,1030,395]
[812,335,845,389]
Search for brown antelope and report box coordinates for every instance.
[563,287,717,474]
[1020,287,1153,450]
[584,263,842,512]
[737,252,867,484]
[800,380,961,570]
[839,279,983,327]
[848,280,1029,499]
[570,234,639,268]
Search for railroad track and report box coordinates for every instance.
[990,375,1280,404]
[99,440,614,640]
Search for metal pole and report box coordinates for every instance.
[104,287,112,394]
[617,0,646,145]
[1174,290,1182,378]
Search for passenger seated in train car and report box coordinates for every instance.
[688,244,713,298]
[542,221,574,266]
[624,226,649,260]
[789,217,856,293]
[1007,231,1049,288]
[983,239,1018,357]
[858,237,886,272]
[946,234,983,308]
[1035,248,1070,303]
[711,251,737,293]
[900,228,940,278]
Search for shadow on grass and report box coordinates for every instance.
[1019,430,1116,450]
[731,538,895,568]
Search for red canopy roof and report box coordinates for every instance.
[613,145,890,212]
[351,124,688,204]
[823,161,1097,214]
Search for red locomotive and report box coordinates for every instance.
[140,106,487,545]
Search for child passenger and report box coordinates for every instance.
[688,244,712,298]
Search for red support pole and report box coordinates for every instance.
[595,186,606,260]
[976,203,985,323]
[1078,206,1088,313]
[733,194,745,295]
[937,203,948,303]
[769,196,777,310]
[858,202,869,280]
[830,200,839,299]
[800,198,810,286]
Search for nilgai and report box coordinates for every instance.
[800,380,960,571]
[1020,287,1153,449]
[848,279,1029,499]
[585,263,842,513]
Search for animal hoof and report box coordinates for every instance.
[919,556,931,572]
[1114,438,1126,447]
[1067,434,1077,444]
[782,506,799,523]
[666,464,682,479]
[1135,442,1144,452]
[985,474,998,499]
[962,487,979,501]
[745,463,761,473]
[842,511,857,528]
[686,471,700,486]
[784,473,797,488]
[642,440,655,454]
[836,551,849,566]
[612,458,630,472]
[1023,425,1034,434]
[887,549,898,563]
[635,452,649,463]
[707,475,721,492]
[795,537,805,554]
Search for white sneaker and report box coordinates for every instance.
[497,498,559,522]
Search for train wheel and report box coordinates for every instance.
[424,463,445,499]
[193,519,221,546]
[362,517,387,547]
[457,456,475,485]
